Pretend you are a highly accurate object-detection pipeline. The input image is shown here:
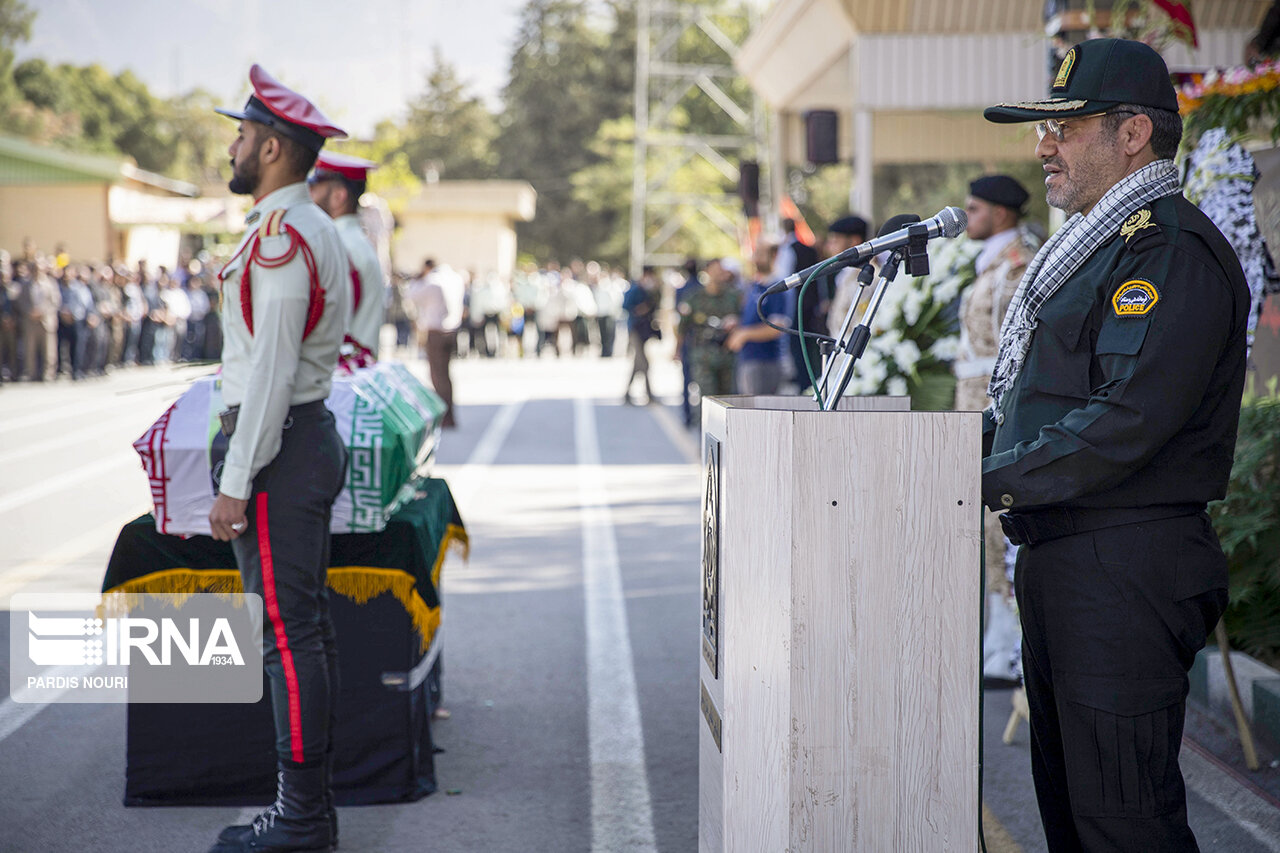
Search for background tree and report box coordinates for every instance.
[399,49,498,182]
[0,0,33,110]
[496,0,634,262]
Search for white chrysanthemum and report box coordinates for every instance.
[929,335,960,361]
[892,339,921,371]
[887,376,909,396]
[902,287,927,326]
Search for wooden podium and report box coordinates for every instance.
[698,395,981,851]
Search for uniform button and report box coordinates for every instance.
[1001,494,1014,508]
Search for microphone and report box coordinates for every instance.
[763,206,967,295]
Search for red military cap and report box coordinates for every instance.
[216,64,346,153]
[312,151,378,183]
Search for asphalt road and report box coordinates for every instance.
[0,351,1277,852]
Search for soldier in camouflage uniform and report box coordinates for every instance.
[676,258,742,423]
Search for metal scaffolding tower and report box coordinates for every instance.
[629,0,772,278]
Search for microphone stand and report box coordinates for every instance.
[816,223,932,411]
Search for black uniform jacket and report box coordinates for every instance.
[982,192,1249,513]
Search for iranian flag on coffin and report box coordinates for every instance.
[134,363,446,537]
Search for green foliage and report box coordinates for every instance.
[8,58,194,177]
[790,164,855,234]
[1211,385,1280,665]
[0,0,34,107]
[495,0,635,262]
[873,160,1050,235]
[399,49,498,181]
[334,120,423,203]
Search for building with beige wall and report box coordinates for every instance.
[0,134,239,267]
[395,180,536,280]
[736,0,1271,217]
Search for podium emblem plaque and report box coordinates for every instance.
[701,436,721,678]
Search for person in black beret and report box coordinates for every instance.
[821,215,871,338]
[982,39,1248,851]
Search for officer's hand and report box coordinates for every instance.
[209,493,250,542]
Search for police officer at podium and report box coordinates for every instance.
[208,64,351,853]
[981,39,1247,850]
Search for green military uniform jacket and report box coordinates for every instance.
[982,193,1249,514]
[678,286,742,369]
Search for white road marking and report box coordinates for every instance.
[0,507,150,603]
[0,409,154,467]
[647,401,700,464]
[0,397,128,436]
[0,664,101,745]
[574,396,657,853]
[0,453,138,515]
[443,398,525,511]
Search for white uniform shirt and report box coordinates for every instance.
[218,182,350,500]
[334,213,384,355]
[409,266,465,332]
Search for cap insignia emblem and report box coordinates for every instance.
[1054,48,1077,89]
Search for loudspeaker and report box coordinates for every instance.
[738,160,760,218]
[805,110,839,165]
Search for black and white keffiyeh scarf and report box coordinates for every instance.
[986,159,1181,421]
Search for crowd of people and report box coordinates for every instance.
[388,259,633,361]
[0,242,224,384]
[385,230,872,425]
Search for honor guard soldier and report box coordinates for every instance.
[982,40,1247,850]
[208,64,351,853]
[309,151,384,362]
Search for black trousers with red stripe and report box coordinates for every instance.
[1015,512,1227,852]
[231,401,347,766]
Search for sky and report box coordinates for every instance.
[16,0,530,137]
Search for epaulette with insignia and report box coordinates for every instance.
[1120,207,1162,251]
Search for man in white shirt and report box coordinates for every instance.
[208,64,350,853]
[409,259,464,427]
[309,151,384,362]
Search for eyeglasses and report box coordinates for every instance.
[1034,110,1137,142]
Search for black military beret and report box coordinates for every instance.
[828,216,869,237]
[969,175,1029,212]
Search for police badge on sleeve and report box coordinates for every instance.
[1112,279,1160,317]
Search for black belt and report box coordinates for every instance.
[218,400,328,438]
[1000,504,1204,547]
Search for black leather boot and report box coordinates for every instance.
[209,764,333,852]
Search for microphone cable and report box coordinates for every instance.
[753,255,845,409]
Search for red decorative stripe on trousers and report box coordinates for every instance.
[255,492,306,763]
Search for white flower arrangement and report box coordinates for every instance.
[845,235,981,406]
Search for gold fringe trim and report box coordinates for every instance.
[326,567,440,652]
[101,533,472,653]
[434,524,470,590]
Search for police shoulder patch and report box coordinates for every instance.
[1112,279,1159,317]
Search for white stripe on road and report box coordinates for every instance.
[444,399,525,510]
[0,453,138,515]
[0,664,101,745]
[0,408,154,468]
[0,397,128,436]
[647,402,699,465]
[574,396,657,853]
[0,506,150,602]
